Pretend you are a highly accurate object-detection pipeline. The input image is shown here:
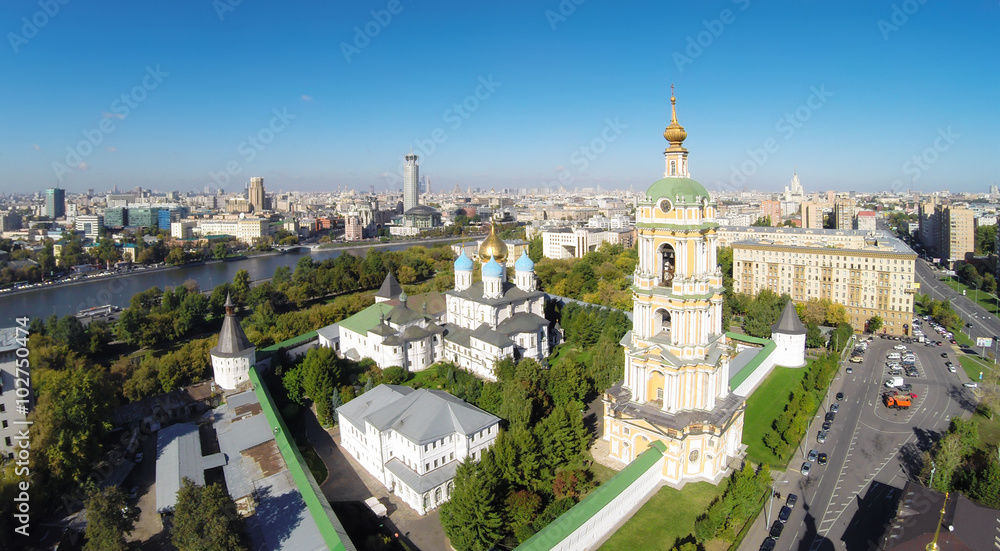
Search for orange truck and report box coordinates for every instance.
[883,392,912,409]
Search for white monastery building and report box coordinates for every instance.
[336,384,500,515]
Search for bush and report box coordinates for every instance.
[382,366,407,385]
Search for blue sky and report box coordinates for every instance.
[1,0,997,195]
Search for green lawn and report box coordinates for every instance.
[588,459,618,487]
[958,354,993,382]
[401,367,447,390]
[972,408,1000,449]
[939,277,1000,317]
[742,365,809,467]
[599,480,727,551]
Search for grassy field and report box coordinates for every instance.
[742,365,809,467]
[403,367,447,390]
[959,354,993,381]
[939,276,1000,317]
[599,480,727,551]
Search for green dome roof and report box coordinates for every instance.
[646,177,710,204]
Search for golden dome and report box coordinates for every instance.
[478,223,508,264]
[663,92,688,146]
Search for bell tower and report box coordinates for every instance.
[603,90,745,486]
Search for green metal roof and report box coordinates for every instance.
[259,330,319,354]
[249,367,355,551]
[726,332,777,390]
[515,441,666,551]
[337,303,395,336]
[645,177,710,204]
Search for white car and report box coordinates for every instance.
[893,344,907,351]
[963,382,978,389]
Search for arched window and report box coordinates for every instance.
[659,243,676,286]
[435,487,442,503]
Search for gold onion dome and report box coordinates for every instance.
[663,91,688,146]
[478,223,508,264]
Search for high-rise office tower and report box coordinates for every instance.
[46,187,65,219]
[249,177,265,213]
[403,152,419,212]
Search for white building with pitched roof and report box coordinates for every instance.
[211,294,256,390]
[329,227,555,379]
[337,384,501,515]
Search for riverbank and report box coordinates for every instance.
[0,236,469,300]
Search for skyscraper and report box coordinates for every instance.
[46,187,65,219]
[248,177,265,212]
[403,152,419,212]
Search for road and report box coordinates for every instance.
[739,332,976,551]
[914,257,1000,355]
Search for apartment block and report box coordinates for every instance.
[731,230,918,334]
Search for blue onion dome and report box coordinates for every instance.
[454,251,474,271]
[482,256,504,278]
[515,251,534,272]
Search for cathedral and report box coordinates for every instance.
[602,92,745,486]
[331,224,554,380]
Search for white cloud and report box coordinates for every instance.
[301,94,313,102]
[32,144,41,152]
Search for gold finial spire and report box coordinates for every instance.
[663,84,688,147]
[926,492,949,551]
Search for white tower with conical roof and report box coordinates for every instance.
[211,294,256,390]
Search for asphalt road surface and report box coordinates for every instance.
[739,333,976,551]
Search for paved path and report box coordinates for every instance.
[303,407,449,551]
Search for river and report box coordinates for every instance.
[0,238,466,326]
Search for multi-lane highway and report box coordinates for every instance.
[914,258,1000,352]
[740,331,976,551]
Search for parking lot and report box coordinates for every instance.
[742,324,977,551]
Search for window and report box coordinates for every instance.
[425,463,430,471]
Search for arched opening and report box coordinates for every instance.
[652,308,671,342]
[647,371,664,407]
[620,441,631,463]
[659,243,676,286]
[635,435,651,456]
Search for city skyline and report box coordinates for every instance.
[2,1,998,194]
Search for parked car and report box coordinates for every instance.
[836,392,844,401]
[818,453,828,465]
[760,538,776,551]
[807,449,818,462]
[770,520,784,538]
[778,505,792,523]
[893,344,907,350]
[964,382,978,388]
[825,411,836,422]
[846,367,853,374]
[786,493,798,508]
[822,421,832,431]
[948,365,957,373]
[817,430,828,443]
[941,353,948,358]
[801,462,812,476]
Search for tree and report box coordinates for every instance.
[170,479,247,551]
[32,366,116,489]
[440,459,504,551]
[984,273,997,294]
[751,216,772,227]
[299,347,342,424]
[84,486,138,551]
[867,315,884,333]
[231,269,251,309]
[213,242,228,260]
[166,247,188,266]
[528,236,543,263]
[382,365,407,385]
[806,323,825,348]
